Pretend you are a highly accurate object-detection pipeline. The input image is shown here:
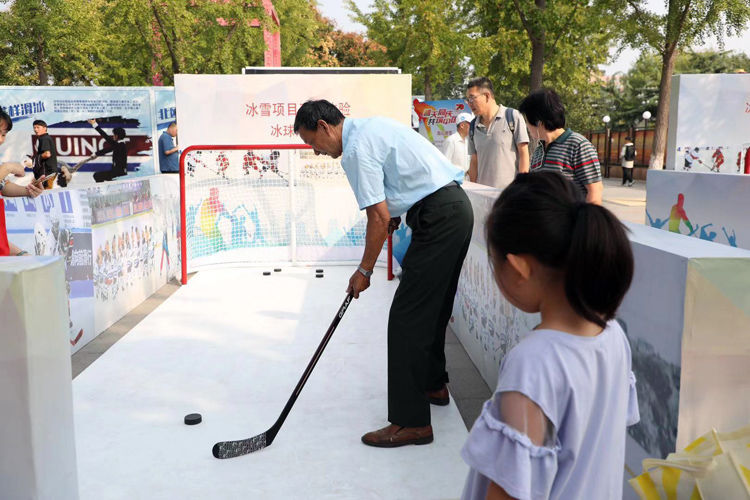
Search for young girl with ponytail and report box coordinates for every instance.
[460,171,640,500]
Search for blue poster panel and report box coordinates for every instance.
[0,86,156,181]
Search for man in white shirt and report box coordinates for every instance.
[441,112,472,178]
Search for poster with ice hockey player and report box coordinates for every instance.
[3,189,94,351]
[89,179,160,332]
[149,175,181,282]
[667,74,750,173]
[0,86,157,185]
[675,144,748,174]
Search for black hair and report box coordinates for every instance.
[33,119,47,128]
[467,77,494,96]
[625,136,633,141]
[113,127,126,139]
[519,88,566,131]
[0,107,12,131]
[168,121,177,129]
[485,172,633,328]
[293,100,345,133]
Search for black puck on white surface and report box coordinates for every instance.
[274,268,281,272]
[263,271,271,276]
[184,413,202,425]
[316,273,324,278]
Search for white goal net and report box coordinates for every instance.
[180,145,389,280]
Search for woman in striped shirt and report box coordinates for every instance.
[519,89,603,205]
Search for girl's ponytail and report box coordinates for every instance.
[486,172,634,326]
[564,203,633,328]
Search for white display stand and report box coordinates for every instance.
[0,257,79,500]
[451,183,539,387]
[4,174,181,353]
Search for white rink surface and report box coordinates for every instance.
[73,266,469,500]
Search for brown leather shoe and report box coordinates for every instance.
[426,385,450,406]
[361,424,434,448]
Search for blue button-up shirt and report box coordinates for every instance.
[158,131,179,173]
[340,117,464,217]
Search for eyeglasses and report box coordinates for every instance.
[466,93,487,104]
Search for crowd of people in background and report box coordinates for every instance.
[432,77,606,204]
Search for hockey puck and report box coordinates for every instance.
[315,269,323,273]
[274,268,282,272]
[184,413,202,425]
[316,273,324,278]
[263,271,271,276]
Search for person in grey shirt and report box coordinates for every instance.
[466,77,530,189]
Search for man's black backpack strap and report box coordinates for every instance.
[505,107,516,135]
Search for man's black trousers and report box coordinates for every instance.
[387,182,473,427]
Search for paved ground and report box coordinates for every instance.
[72,177,648,431]
[601,176,647,225]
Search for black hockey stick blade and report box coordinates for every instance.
[212,432,267,458]
[212,293,354,459]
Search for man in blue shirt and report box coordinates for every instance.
[294,100,473,448]
[158,122,179,173]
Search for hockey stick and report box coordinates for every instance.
[58,156,94,187]
[212,293,354,459]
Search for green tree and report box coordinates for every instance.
[349,0,470,99]
[596,48,749,133]
[0,0,106,85]
[595,56,660,132]
[301,11,388,67]
[621,0,750,168]
[676,47,750,73]
[465,0,620,131]
[102,0,270,85]
[273,0,327,66]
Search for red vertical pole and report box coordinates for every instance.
[180,149,188,285]
[387,233,394,281]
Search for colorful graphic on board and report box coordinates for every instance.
[668,193,693,234]
[413,99,469,150]
[646,171,744,249]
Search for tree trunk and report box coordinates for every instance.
[424,68,433,101]
[150,0,180,75]
[36,38,48,85]
[650,47,678,169]
[529,0,546,90]
[529,37,545,90]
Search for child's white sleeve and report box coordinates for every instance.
[461,391,559,500]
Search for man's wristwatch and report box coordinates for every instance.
[357,265,373,278]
